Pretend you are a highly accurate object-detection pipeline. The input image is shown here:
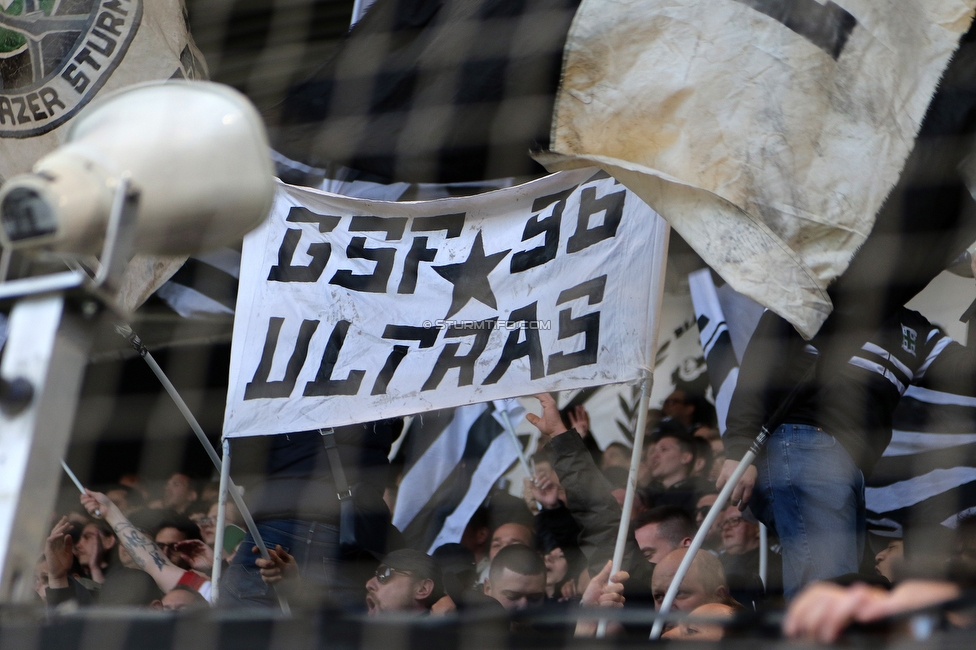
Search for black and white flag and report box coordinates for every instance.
[223,169,669,437]
[393,399,526,552]
[689,269,741,434]
[866,387,976,535]
[155,249,241,318]
[690,271,976,534]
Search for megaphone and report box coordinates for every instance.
[0,81,275,256]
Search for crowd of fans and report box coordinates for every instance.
[34,383,976,643]
[37,471,243,611]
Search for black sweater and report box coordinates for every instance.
[240,420,397,521]
[725,309,976,474]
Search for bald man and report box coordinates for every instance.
[661,602,736,641]
[651,548,730,612]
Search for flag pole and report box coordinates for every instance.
[211,438,231,603]
[596,217,670,638]
[759,522,768,588]
[595,374,653,638]
[650,362,815,639]
[650,446,758,638]
[114,328,276,561]
[499,407,532,478]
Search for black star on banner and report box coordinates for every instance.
[433,231,511,319]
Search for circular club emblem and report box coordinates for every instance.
[0,0,142,138]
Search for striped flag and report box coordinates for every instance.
[155,250,241,318]
[689,271,976,536]
[688,269,763,434]
[689,269,742,434]
[867,386,976,535]
[392,399,526,553]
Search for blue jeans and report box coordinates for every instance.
[220,519,364,609]
[749,424,865,599]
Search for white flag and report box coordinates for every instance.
[543,0,975,338]
[224,169,669,437]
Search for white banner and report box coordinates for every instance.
[544,0,975,338]
[224,169,670,437]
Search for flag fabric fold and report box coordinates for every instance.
[689,269,742,434]
[544,0,976,338]
[393,399,526,552]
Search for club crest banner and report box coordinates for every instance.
[224,169,669,437]
[0,0,206,182]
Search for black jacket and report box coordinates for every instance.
[725,309,975,474]
[239,420,398,522]
[546,430,654,591]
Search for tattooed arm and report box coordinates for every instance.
[80,489,187,593]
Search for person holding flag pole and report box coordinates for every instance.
[527,391,654,637]
[523,209,669,637]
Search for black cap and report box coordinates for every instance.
[431,543,476,576]
[431,543,477,601]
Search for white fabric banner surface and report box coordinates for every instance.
[224,169,669,437]
[543,0,976,339]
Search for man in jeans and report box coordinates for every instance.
[220,420,400,609]
[717,308,976,598]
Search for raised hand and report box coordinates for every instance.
[526,393,569,441]
[580,560,629,608]
[174,539,215,573]
[531,470,562,510]
[45,517,74,589]
[576,560,630,638]
[559,578,578,602]
[86,531,105,584]
[567,405,591,437]
[715,459,757,511]
[80,490,112,520]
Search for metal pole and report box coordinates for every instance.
[596,374,652,638]
[596,216,670,638]
[61,460,100,517]
[759,522,768,589]
[650,357,816,638]
[117,327,293,613]
[0,291,93,601]
[117,326,273,559]
[650,445,759,639]
[499,408,532,478]
[211,439,232,603]
[0,180,136,602]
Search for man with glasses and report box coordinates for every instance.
[365,549,442,615]
[153,517,203,570]
[694,493,725,553]
[662,391,696,429]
